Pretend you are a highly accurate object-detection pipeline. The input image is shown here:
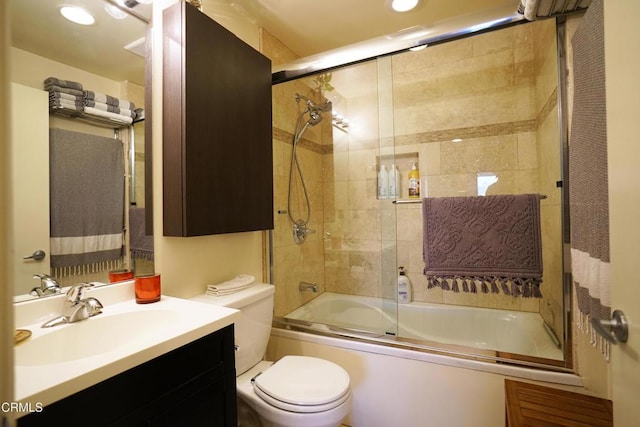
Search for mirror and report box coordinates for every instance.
[10,0,153,300]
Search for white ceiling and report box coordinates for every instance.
[10,0,522,85]
[217,0,521,58]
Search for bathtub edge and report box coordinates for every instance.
[270,327,583,387]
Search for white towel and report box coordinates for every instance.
[84,106,133,125]
[206,275,255,296]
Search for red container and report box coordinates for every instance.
[109,269,134,283]
[135,274,161,304]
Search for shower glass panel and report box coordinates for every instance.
[272,18,567,366]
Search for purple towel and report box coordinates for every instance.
[422,194,543,297]
[129,207,154,260]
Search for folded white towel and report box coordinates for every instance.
[206,275,255,296]
[84,106,133,124]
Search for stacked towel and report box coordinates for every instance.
[45,77,85,113]
[83,90,137,124]
[206,275,255,296]
[45,77,145,125]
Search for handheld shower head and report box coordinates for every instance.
[316,100,333,112]
[295,93,332,127]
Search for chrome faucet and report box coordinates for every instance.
[30,273,62,297]
[299,281,319,293]
[42,283,103,328]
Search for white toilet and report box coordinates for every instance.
[191,283,352,427]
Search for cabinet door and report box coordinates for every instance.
[163,2,273,237]
[18,326,236,427]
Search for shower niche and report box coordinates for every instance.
[376,152,419,201]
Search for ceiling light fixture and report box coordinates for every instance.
[59,5,95,25]
[105,3,128,20]
[389,0,420,13]
[409,44,428,52]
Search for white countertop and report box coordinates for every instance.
[13,281,239,416]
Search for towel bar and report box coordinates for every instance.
[392,194,547,205]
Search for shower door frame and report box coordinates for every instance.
[270,17,574,373]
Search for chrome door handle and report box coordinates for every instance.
[23,250,46,261]
[591,310,629,344]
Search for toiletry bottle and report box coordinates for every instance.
[388,163,400,199]
[408,162,420,199]
[378,165,389,199]
[397,266,412,304]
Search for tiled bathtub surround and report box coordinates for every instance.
[270,19,564,351]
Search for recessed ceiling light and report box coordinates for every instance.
[59,5,95,25]
[389,0,420,13]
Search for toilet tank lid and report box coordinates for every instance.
[190,283,274,309]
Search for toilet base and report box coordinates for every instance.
[236,361,351,427]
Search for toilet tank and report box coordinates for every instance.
[191,283,274,375]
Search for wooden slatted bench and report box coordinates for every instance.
[505,379,613,426]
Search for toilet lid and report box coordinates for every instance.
[252,356,351,413]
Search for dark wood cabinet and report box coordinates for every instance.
[18,325,237,427]
[162,2,273,237]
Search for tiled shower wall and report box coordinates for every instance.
[270,19,564,340]
[389,19,562,324]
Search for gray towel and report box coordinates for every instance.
[49,91,84,103]
[423,194,543,297]
[44,77,83,91]
[129,207,154,260]
[84,100,136,118]
[49,128,124,272]
[44,85,84,97]
[569,0,611,354]
[83,90,135,110]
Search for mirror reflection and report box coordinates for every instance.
[10,0,153,300]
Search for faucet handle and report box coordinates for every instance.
[31,273,62,297]
[84,297,104,317]
[66,282,94,303]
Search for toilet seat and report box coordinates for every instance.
[251,356,351,414]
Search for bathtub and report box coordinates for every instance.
[284,292,563,361]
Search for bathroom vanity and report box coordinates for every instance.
[13,282,240,426]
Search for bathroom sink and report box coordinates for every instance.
[14,282,240,410]
[15,309,181,366]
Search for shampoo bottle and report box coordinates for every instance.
[397,266,412,304]
[388,163,400,199]
[378,165,389,199]
[408,162,420,199]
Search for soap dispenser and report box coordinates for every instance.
[408,162,420,199]
[397,267,412,304]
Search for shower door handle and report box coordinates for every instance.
[591,310,629,344]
